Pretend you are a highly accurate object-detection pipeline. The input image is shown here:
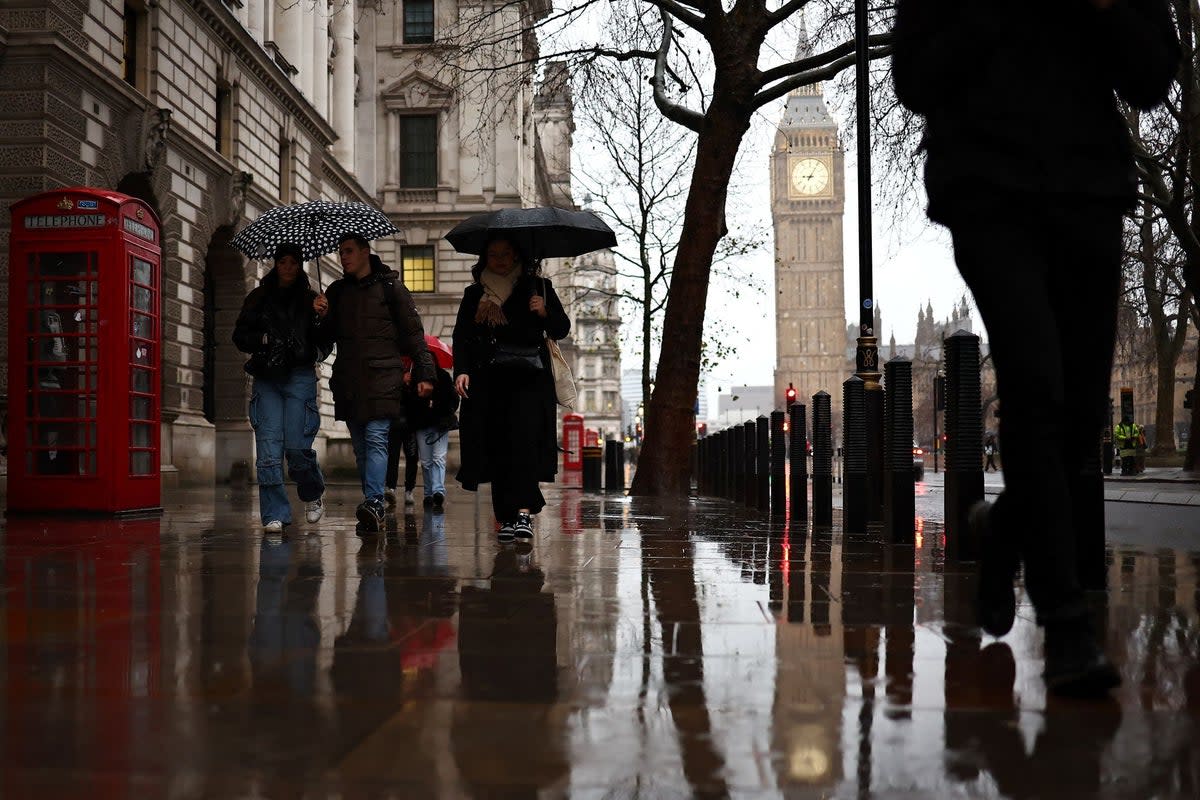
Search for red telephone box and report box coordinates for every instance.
[7,187,162,514]
[562,413,584,470]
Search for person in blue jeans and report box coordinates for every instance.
[406,367,459,511]
[233,242,330,531]
[315,234,434,531]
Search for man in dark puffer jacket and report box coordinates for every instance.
[316,233,435,531]
[894,0,1179,696]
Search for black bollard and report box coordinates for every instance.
[756,416,770,511]
[698,435,708,494]
[812,391,834,526]
[733,423,746,503]
[770,411,787,517]
[866,384,885,525]
[582,445,603,491]
[708,432,719,497]
[789,403,808,520]
[1075,438,1107,591]
[843,377,868,533]
[744,420,757,509]
[724,429,736,500]
[605,439,624,493]
[883,359,916,544]
[945,330,984,561]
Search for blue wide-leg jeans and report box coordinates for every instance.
[250,367,325,525]
[347,419,391,503]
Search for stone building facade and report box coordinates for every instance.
[0,0,590,485]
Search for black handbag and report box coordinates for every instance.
[491,342,544,373]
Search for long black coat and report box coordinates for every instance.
[452,275,569,490]
[893,0,1179,224]
[317,255,435,423]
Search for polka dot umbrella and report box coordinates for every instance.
[231,200,400,264]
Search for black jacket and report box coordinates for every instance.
[233,276,326,379]
[404,368,459,432]
[893,0,1179,223]
[317,254,435,423]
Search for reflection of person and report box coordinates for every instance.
[233,243,329,531]
[453,550,567,795]
[452,238,570,541]
[893,0,1178,696]
[315,233,434,532]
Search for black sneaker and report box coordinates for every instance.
[356,498,385,532]
[497,520,516,543]
[423,495,434,509]
[1043,620,1121,697]
[972,500,1018,637]
[432,491,445,509]
[514,513,534,540]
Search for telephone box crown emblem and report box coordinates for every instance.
[56,196,73,210]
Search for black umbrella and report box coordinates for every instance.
[444,207,616,260]
[231,200,399,263]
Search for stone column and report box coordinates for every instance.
[274,0,303,86]
[245,0,263,41]
[311,0,330,116]
[331,0,355,166]
[385,111,399,186]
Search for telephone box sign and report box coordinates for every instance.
[7,187,163,515]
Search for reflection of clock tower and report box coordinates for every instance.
[771,48,846,417]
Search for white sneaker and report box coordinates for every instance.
[305,498,325,524]
[263,520,284,532]
[403,490,415,506]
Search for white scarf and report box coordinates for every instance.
[477,267,521,326]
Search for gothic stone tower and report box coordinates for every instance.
[771,74,846,416]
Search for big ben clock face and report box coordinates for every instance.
[789,157,831,197]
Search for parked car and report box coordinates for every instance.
[913,443,926,481]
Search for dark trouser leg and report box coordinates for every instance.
[484,372,548,521]
[949,201,1121,625]
[404,432,418,493]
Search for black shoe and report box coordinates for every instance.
[432,491,445,509]
[356,498,385,532]
[514,513,534,540]
[423,495,434,509]
[497,520,516,543]
[972,500,1018,637]
[1043,621,1121,697]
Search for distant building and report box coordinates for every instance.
[715,386,775,429]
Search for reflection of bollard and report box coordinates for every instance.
[884,359,916,544]
[756,416,770,511]
[582,445,603,491]
[945,330,983,561]
[789,403,808,520]
[729,424,739,501]
[744,420,757,509]
[843,377,867,533]
[770,411,786,517]
[812,391,833,526]
[604,439,625,493]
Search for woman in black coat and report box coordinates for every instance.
[452,237,570,542]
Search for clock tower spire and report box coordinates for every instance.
[770,31,846,418]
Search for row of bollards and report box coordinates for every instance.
[694,331,985,559]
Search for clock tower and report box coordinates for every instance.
[771,51,846,418]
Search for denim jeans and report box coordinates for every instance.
[416,427,449,497]
[250,368,325,525]
[347,419,391,503]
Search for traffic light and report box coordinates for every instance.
[785,382,797,407]
[934,372,946,411]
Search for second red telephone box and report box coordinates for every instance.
[7,187,162,514]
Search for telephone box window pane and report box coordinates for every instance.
[131,423,152,448]
[130,451,153,475]
[132,285,153,312]
[133,342,152,365]
[132,312,153,339]
[132,257,153,286]
[131,396,152,420]
[77,395,97,418]
[87,452,97,475]
[31,252,93,279]
[132,368,152,393]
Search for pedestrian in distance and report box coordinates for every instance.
[452,237,570,542]
[1115,415,1138,476]
[893,0,1179,696]
[233,242,330,532]
[315,233,435,533]
[408,366,459,512]
[984,434,998,473]
[384,416,419,509]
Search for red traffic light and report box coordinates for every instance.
[785,381,797,405]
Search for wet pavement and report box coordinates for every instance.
[2,481,1198,798]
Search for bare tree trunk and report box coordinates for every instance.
[630,103,749,496]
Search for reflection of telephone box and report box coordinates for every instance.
[7,188,162,514]
[562,413,584,470]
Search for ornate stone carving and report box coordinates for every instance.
[143,107,172,173]
[228,170,252,226]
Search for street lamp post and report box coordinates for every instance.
[854,0,883,520]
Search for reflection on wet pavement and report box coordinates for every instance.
[2,485,1198,798]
